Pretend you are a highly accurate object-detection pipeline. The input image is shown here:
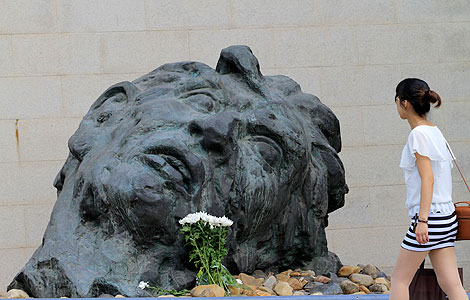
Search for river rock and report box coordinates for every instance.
[257,286,275,295]
[98,294,114,298]
[252,270,267,279]
[190,285,224,297]
[281,269,293,276]
[308,282,342,295]
[369,283,388,293]
[363,264,378,279]
[276,274,290,282]
[314,275,331,284]
[255,290,272,296]
[374,277,390,290]
[340,280,360,294]
[228,286,242,296]
[115,295,125,298]
[293,291,307,295]
[338,266,360,277]
[287,278,305,290]
[349,273,374,286]
[274,282,293,296]
[240,273,260,287]
[6,289,30,299]
[359,285,370,294]
[263,275,277,290]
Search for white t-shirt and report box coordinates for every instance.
[399,125,456,217]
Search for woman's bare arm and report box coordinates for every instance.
[414,152,433,244]
[416,152,434,220]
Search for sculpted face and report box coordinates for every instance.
[10,46,348,297]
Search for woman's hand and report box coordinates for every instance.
[415,222,429,244]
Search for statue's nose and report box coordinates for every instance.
[188,112,240,157]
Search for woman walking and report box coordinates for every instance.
[389,78,467,300]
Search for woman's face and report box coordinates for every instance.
[395,96,408,119]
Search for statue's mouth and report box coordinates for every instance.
[139,144,205,196]
[141,152,193,194]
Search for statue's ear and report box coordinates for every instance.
[215,45,265,96]
[90,81,140,111]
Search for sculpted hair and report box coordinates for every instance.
[395,78,442,116]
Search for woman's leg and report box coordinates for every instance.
[429,247,468,300]
[389,247,429,300]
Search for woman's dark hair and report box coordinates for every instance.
[395,78,442,116]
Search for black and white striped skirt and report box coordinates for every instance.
[401,210,458,252]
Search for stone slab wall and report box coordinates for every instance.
[1,0,469,290]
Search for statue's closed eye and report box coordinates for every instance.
[249,135,282,170]
[182,94,217,113]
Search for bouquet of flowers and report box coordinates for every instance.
[179,211,236,291]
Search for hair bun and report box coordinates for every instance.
[424,90,442,108]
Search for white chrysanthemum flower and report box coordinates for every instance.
[212,217,223,227]
[138,281,149,290]
[179,212,204,225]
[219,216,233,227]
[199,211,210,223]
[180,211,233,227]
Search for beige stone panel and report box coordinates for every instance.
[24,203,55,248]
[276,26,357,68]
[326,225,408,267]
[0,0,57,34]
[57,0,145,32]
[57,33,102,75]
[18,118,81,162]
[0,120,19,163]
[434,23,470,63]
[356,24,439,65]
[339,145,404,187]
[231,0,315,27]
[101,31,189,74]
[12,33,102,76]
[449,141,470,181]
[329,105,365,147]
[0,36,13,76]
[146,0,231,30]
[363,104,410,146]
[453,181,470,203]
[0,76,63,119]
[318,64,401,107]
[327,186,371,230]
[261,67,322,98]
[0,161,62,206]
[61,73,140,118]
[328,185,410,230]
[0,248,35,293]
[189,28,279,69]
[396,0,470,23]
[0,205,26,249]
[398,62,470,103]
[315,0,395,25]
[193,26,356,69]
[455,241,470,263]
[435,101,470,142]
[12,34,61,76]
